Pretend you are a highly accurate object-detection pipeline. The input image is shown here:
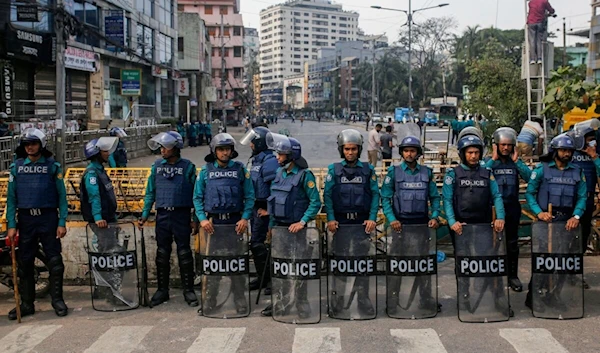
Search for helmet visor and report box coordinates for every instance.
[148,132,177,150]
[96,136,119,154]
[239,129,260,146]
[266,132,292,154]
[111,127,128,138]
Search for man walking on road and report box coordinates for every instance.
[380,126,394,169]
[367,124,382,167]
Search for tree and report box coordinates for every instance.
[543,65,600,120]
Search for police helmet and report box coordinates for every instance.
[458,135,484,162]
[240,127,270,154]
[492,127,517,145]
[147,131,184,150]
[336,129,363,158]
[266,132,292,155]
[550,133,576,151]
[210,133,237,154]
[398,136,423,156]
[0,112,7,119]
[574,119,600,138]
[109,127,128,138]
[84,137,118,159]
[457,126,484,142]
[20,128,47,148]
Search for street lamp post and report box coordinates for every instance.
[371,2,449,111]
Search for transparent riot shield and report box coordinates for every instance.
[386,224,437,319]
[455,224,510,323]
[327,224,377,320]
[397,122,422,142]
[531,222,584,320]
[200,224,250,319]
[271,227,321,324]
[86,222,139,312]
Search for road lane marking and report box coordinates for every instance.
[187,328,246,353]
[500,328,569,353]
[390,329,448,353]
[1,325,62,353]
[83,326,153,353]
[292,328,342,353]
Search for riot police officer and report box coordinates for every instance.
[324,129,380,318]
[381,135,441,316]
[261,134,322,318]
[139,131,199,307]
[485,128,532,292]
[240,127,280,294]
[6,129,69,319]
[524,133,587,310]
[108,127,128,168]
[193,133,255,315]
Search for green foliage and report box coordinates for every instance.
[543,65,598,118]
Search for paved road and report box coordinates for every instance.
[128,120,451,169]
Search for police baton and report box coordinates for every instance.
[198,218,213,314]
[11,234,21,323]
[255,229,272,305]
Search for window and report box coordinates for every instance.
[212,47,220,57]
[219,6,228,15]
[10,0,53,32]
[234,46,242,57]
[157,33,172,66]
[208,27,216,36]
[205,5,213,14]
[75,1,99,47]
[136,0,153,17]
[223,27,230,36]
[136,24,154,60]
[224,48,230,57]
[178,37,184,59]
[156,0,172,27]
[233,26,242,36]
[234,68,242,79]
[177,4,184,11]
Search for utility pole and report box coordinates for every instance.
[371,45,376,115]
[55,3,66,168]
[562,17,567,67]
[220,13,226,132]
[442,67,447,104]
[407,0,412,112]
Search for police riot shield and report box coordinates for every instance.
[397,123,422,143]
[386,224,437,319]
[86,222,139,312]
[200,224,250,319]
[455,224,510,323]
[271,226,321,324]
[327,224,377,320]
[531,222,584,320]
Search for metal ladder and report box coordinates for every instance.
[523,0,549,152]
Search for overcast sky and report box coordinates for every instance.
[240,0,592,46]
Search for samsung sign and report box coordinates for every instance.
[1,61,13,116]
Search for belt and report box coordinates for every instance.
[21,208,56,216]
[335,212,368,221]
[208,212,241,221]
[157,207,191,212]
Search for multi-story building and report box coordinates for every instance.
[259,0,359,111]
[177,12,213,122]
[179,0,245,120]
[244,27,259,114]
[0,0,180,125]
[283,74,305,110]
[244,27,259,67]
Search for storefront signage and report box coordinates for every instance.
[152,66,168,79]
[204,87,217,102]
[121,69,141,96]
[105,10,124,52]
[17,4,39,22]
[65,47,97,72]
[6,27,53,63]
[178,78,189,96]
[1,61,13,116]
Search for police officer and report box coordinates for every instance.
[108,127,128,168]
[485,128,532,292]
[261,134,322,318]
[381,135,441,315]
[139,131,199,307]
[6,129,68,319]
[240,127,280,294]
[193,133,255,314]
[569,125,600,289]
[188,122,197,147]
[524,133,587,309]
[324,129,380,317]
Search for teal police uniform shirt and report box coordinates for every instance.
[83,160,115,222]
[525,161,588,217]
[6,156,68,229]
[269,165,322,228]
[142,158,199,221]
[381,162,441,223]
[193,160,255,222]
[323,160,380,222]
[442,163,506,227]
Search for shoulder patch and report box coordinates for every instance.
[8,174,14,182]
[245,170,250,179]
[307,180,315,189]
[326,174,332,182]
[89,177,97,185]
[490,174,495,181]
[56,172,63,180]
[444,176,453,185]
[530,171,537,180]
[384,176,391,184]
[371,174,377,181]
[583,175,587,182]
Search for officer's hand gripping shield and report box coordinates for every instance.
[454,224,510,323]
[386,224,438,319]
[531,222,584,320]
[86,222,139,311]
[327,224,377,320]
[271,226,321,324]
[200,224,250,319]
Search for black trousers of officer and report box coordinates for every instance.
[504,202,522,280]
[204,213,247,312]
[251,203,271,286]
[18,209,63,306]
[331,214,372,312]
[581,198,595,253]
[387,218,434,310]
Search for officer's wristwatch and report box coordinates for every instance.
[300,220,307,227]
[574,215,581,220]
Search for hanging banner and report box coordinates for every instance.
[105,10,125,52]
[65,47,98,72]
[178,78,189,96]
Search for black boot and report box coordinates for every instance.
[9,261,35,320]
[151,248,171,307]
[178,249,199,307]
[48,256,68,317]
[509,277,523,292]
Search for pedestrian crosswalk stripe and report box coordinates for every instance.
[499,328,569,353]
[83,325,153,353]
[390,329,448,353]
[292,328,342,353]
[187,328,246,353]
[0,324,62,353]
